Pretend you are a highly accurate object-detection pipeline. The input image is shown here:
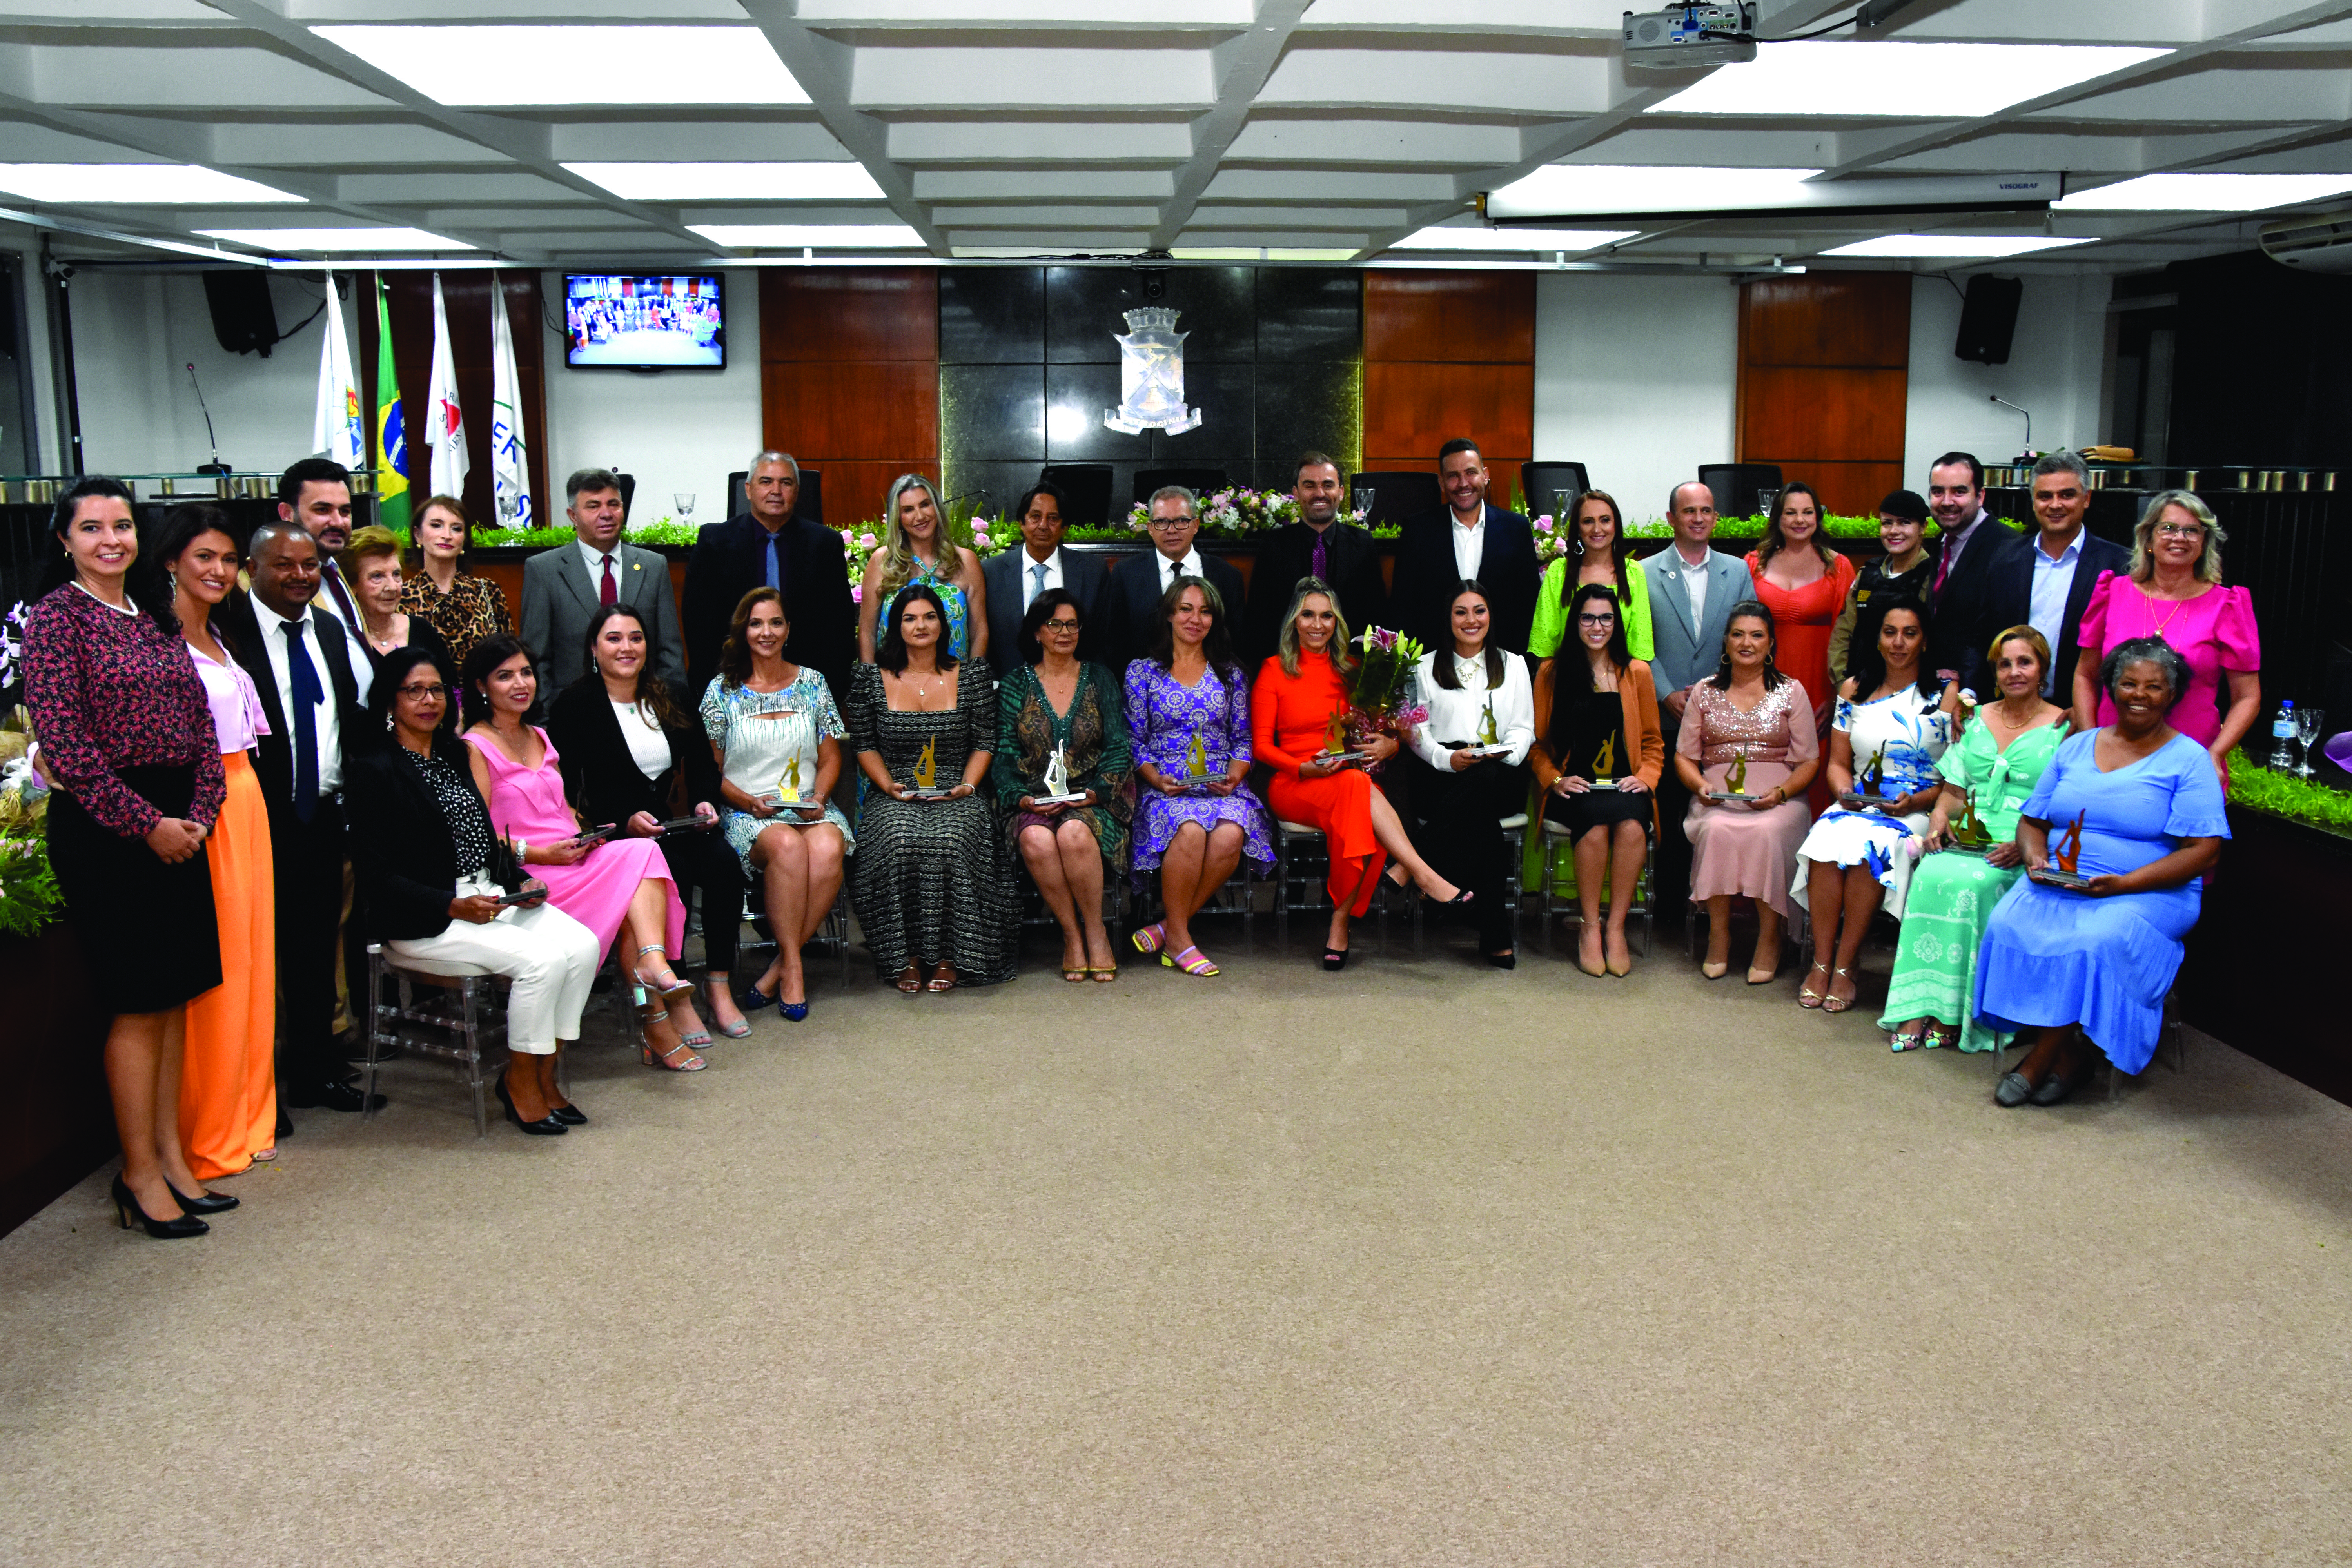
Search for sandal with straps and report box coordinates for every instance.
[1161,944,1218,977]
[1130,922,1167,956]
[1822,966,1858,1013]
[1798,961,1832,1008]
[633,944,694,1003]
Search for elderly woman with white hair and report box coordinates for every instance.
[857,472,990,667]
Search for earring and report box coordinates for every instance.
[385,711,396,732]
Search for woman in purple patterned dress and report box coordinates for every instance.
[1123,576,1273,977]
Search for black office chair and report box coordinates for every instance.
[1135,468,1229,507]
[1346,470,1440,527]
[1696,463,1784,520]
[615,472,635,521]
[1040,463,1115,528]
[724,468,823,524]
[1521,462,1591,519]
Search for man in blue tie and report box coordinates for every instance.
[222,523,381,1114]
[681,449,857,702]
[276,456,375,704]
[981,479,1108,676]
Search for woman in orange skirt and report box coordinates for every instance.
[1251,576,1468,969]
[1745,481,1856,813]
[161,509,278,1179]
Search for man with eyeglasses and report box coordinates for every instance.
[1101,484,1247,670]
[1982,450,2130,699]
[1243,452,1387,664]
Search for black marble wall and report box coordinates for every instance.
[939,267,1361,524]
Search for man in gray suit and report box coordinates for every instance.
[1638,480,1751,899]
[521,467,689,693]
[982,478,1109,676]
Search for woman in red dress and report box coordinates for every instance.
[1745,481,1856,810]
[1251,577,1467,969]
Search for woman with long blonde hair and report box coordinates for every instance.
[856,473,990,667]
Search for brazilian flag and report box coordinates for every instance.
[373,275,410,535]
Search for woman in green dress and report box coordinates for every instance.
[1528,489,1655,662]
[1879,625,2069,1052]
[994,588,1134,982]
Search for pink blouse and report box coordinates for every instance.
[2075,573,2259,746]
[189,642,272,754]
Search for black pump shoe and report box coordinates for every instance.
[495,1077,568,1136]
[111,1175,208,1239]
[1486,951,1517,970]
[164,1181,239,1216]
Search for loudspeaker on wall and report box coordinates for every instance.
[1954,274,2024,366]
[203,271,281,358]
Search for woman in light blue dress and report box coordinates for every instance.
[1976,637,2230,1106]
[856,473,987,666]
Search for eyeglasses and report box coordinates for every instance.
[1147,515,1195,530]
[397,683,448,699]
[2155,522,2206,539]
[1577,613,1616,626]
[1042,619,1082,633]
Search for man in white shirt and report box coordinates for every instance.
[1986,450,2131,699]
[981,477,1107,675]
[270,457,373,703]
[520,467,689,692]
[1102,485,1246,669]
[1638,481,1752,897]
[1922,449,2029,690]
[1392,439,1539,654]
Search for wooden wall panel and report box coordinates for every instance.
[1360,270,1535,507]
[760,269,939,525]
[363,269,549,530]
[1738,368,1909,459]
[1361,363,1534,465]
[1364,273,1535,362]
[1740,275,1910,367]
[1737,275,1911,517]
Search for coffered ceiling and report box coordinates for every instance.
[1,0,2349,271]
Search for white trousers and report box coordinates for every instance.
[385,874,600,1054]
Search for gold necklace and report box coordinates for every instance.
[2143,577,2201,640]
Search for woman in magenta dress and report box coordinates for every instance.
[460,633,702,1071]
[2069,489,2260,785]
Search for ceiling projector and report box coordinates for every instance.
[1623,3,1760,66]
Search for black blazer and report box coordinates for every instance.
[1243,521,1388,666]
[359,617,458,732]
[1100,548,1249,673]
[544,677,724,829]
[219,589,369,822]
[1983,528,2132,697]
[680,513,856,705]
[343,738,518,942]
[981,545,1110,676]
[1390,503,1541,656]
[1927,516,2031,694]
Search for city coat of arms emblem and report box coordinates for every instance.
[1103,307,1202,435]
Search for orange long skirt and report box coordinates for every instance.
[181,750,277,1180]
[1267,766,1389,917]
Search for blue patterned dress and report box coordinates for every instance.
[879,558,973,662]
[1122,659,1275,886]
[700,670,855,880]
[1791,684,1952,919]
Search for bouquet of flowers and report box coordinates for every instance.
[0,712,59,937]
[1345,626,1429,746]
[1530,511,1570,566]
[1123,486,1368,539]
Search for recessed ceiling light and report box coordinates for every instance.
[0,164,304,204]
[199,227,473,252]
[2056,172,2352,212]
[1821,234,2094,258]
[313,26,808,107]
[690,223,926,249]
[1393,226,1640,252]
[563,162,885,201]
[1490,165,1826,216]
[1647,41,2169,118]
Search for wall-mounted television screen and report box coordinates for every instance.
[564,274,724,368]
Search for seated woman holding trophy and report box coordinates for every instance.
[1530,583,1663,978]
[993,589,1133,983]
[699,587,853,1024]
[1403,580,1535,970]
[1250,577,1469,972]
[1878,626,2067,1053]
[848,584,1017,993]
[1125,577,1274,979]
[1975,636,2229,1107]
[1788,601,1958,1013]
[1673,602,1820,984]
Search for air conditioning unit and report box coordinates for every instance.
[2259,208,2352,274]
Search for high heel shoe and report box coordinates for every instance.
[547,1103,588,1126]
[163,1180,238,1216]
[1322,945,1350,971]
[111,1174,207,1238]
[494,1076,568,1135]
[780,997,810,1022]
[633,944,695,1003]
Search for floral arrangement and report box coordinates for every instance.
[1346,626,1429,744]
[1123,486,1367,539]
[0,715,58,938]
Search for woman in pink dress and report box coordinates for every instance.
[2069,488,2260,784]
[459,633,703,1072]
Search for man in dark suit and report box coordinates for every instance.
[679,450,856,702]
[1984,451,2131,699]
[981,477,1109,676]
[1243,451,1387,664]
[1100,485,1247,673]
[221,523,381,1114]
[1922,449,2029,696]
[521,466,689,695]
[1390,438,1540,656]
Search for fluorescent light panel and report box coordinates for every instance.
[1821,234,2093,258]
[2057,172,2352,212]
[313,26,808,107]
[1394,226,1639,252]
[563,162,885,201]
[200,227,472,252]
[1492,165,1826,216]
[0,164,303,204]
[690,223,925,249]
[1648,41,2170,118]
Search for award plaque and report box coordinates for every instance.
[1477,694,1501,749]
[1837,745,1887,813]
[1318,708,1368,769]
[1943,789,1994,856]
[904,734,953,800]
[572,822,623,847]
[1181,733,1225,793]
[2030,810,2092,889]
[1033,740,1087,807]
[777,754,803,804]
[1706,746,1754,803]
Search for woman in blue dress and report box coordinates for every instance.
[1976,636,2230,1106]
[857,474,989,667]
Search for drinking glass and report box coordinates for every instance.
[674,492,697,523]
[2296,706,2324,777]
[1552,488,1577,523]
[1351,485,1375,520]
[1756,487,1781,524]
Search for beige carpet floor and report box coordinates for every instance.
[5,923,2350,1566]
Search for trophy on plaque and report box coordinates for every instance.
[907,734,950,799]
[2032,810,2092,889]
[1945,788,1993,854]
[1708,746,1751,803]
[1841,744,1887,812]
[1590,732,1616,784]
[1478,695,1500,748]
[1036,741,1085,806]
[1184,732,1214,791]
[1319,709,1367,769]
[778,753,803,804]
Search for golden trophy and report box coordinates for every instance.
[1319,709,1367,769]
[1478,695,1499,747]
[1183,733,1215,792]
[778,754,802,804]
[1945,789,1993,854]
[1590,732,1615,784]
[1841,744,1887,812]
[907,734,950,799]
[2031,810,2092,889]
[1708,746,1751,802]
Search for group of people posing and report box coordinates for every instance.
[19,440,2254,1236]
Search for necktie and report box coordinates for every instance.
[764,532,782,593]
[1934,521,1964,595]
[1030,561,1049,606]
[321,560,360,628]
[283,620,322,824]
[599,554,617,607]
[1310,530,1327,584]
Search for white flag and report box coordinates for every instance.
[310,274,363,468]
[488,282,534,528]
[425,273,469,498]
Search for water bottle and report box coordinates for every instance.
[2269,700,2298,770]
